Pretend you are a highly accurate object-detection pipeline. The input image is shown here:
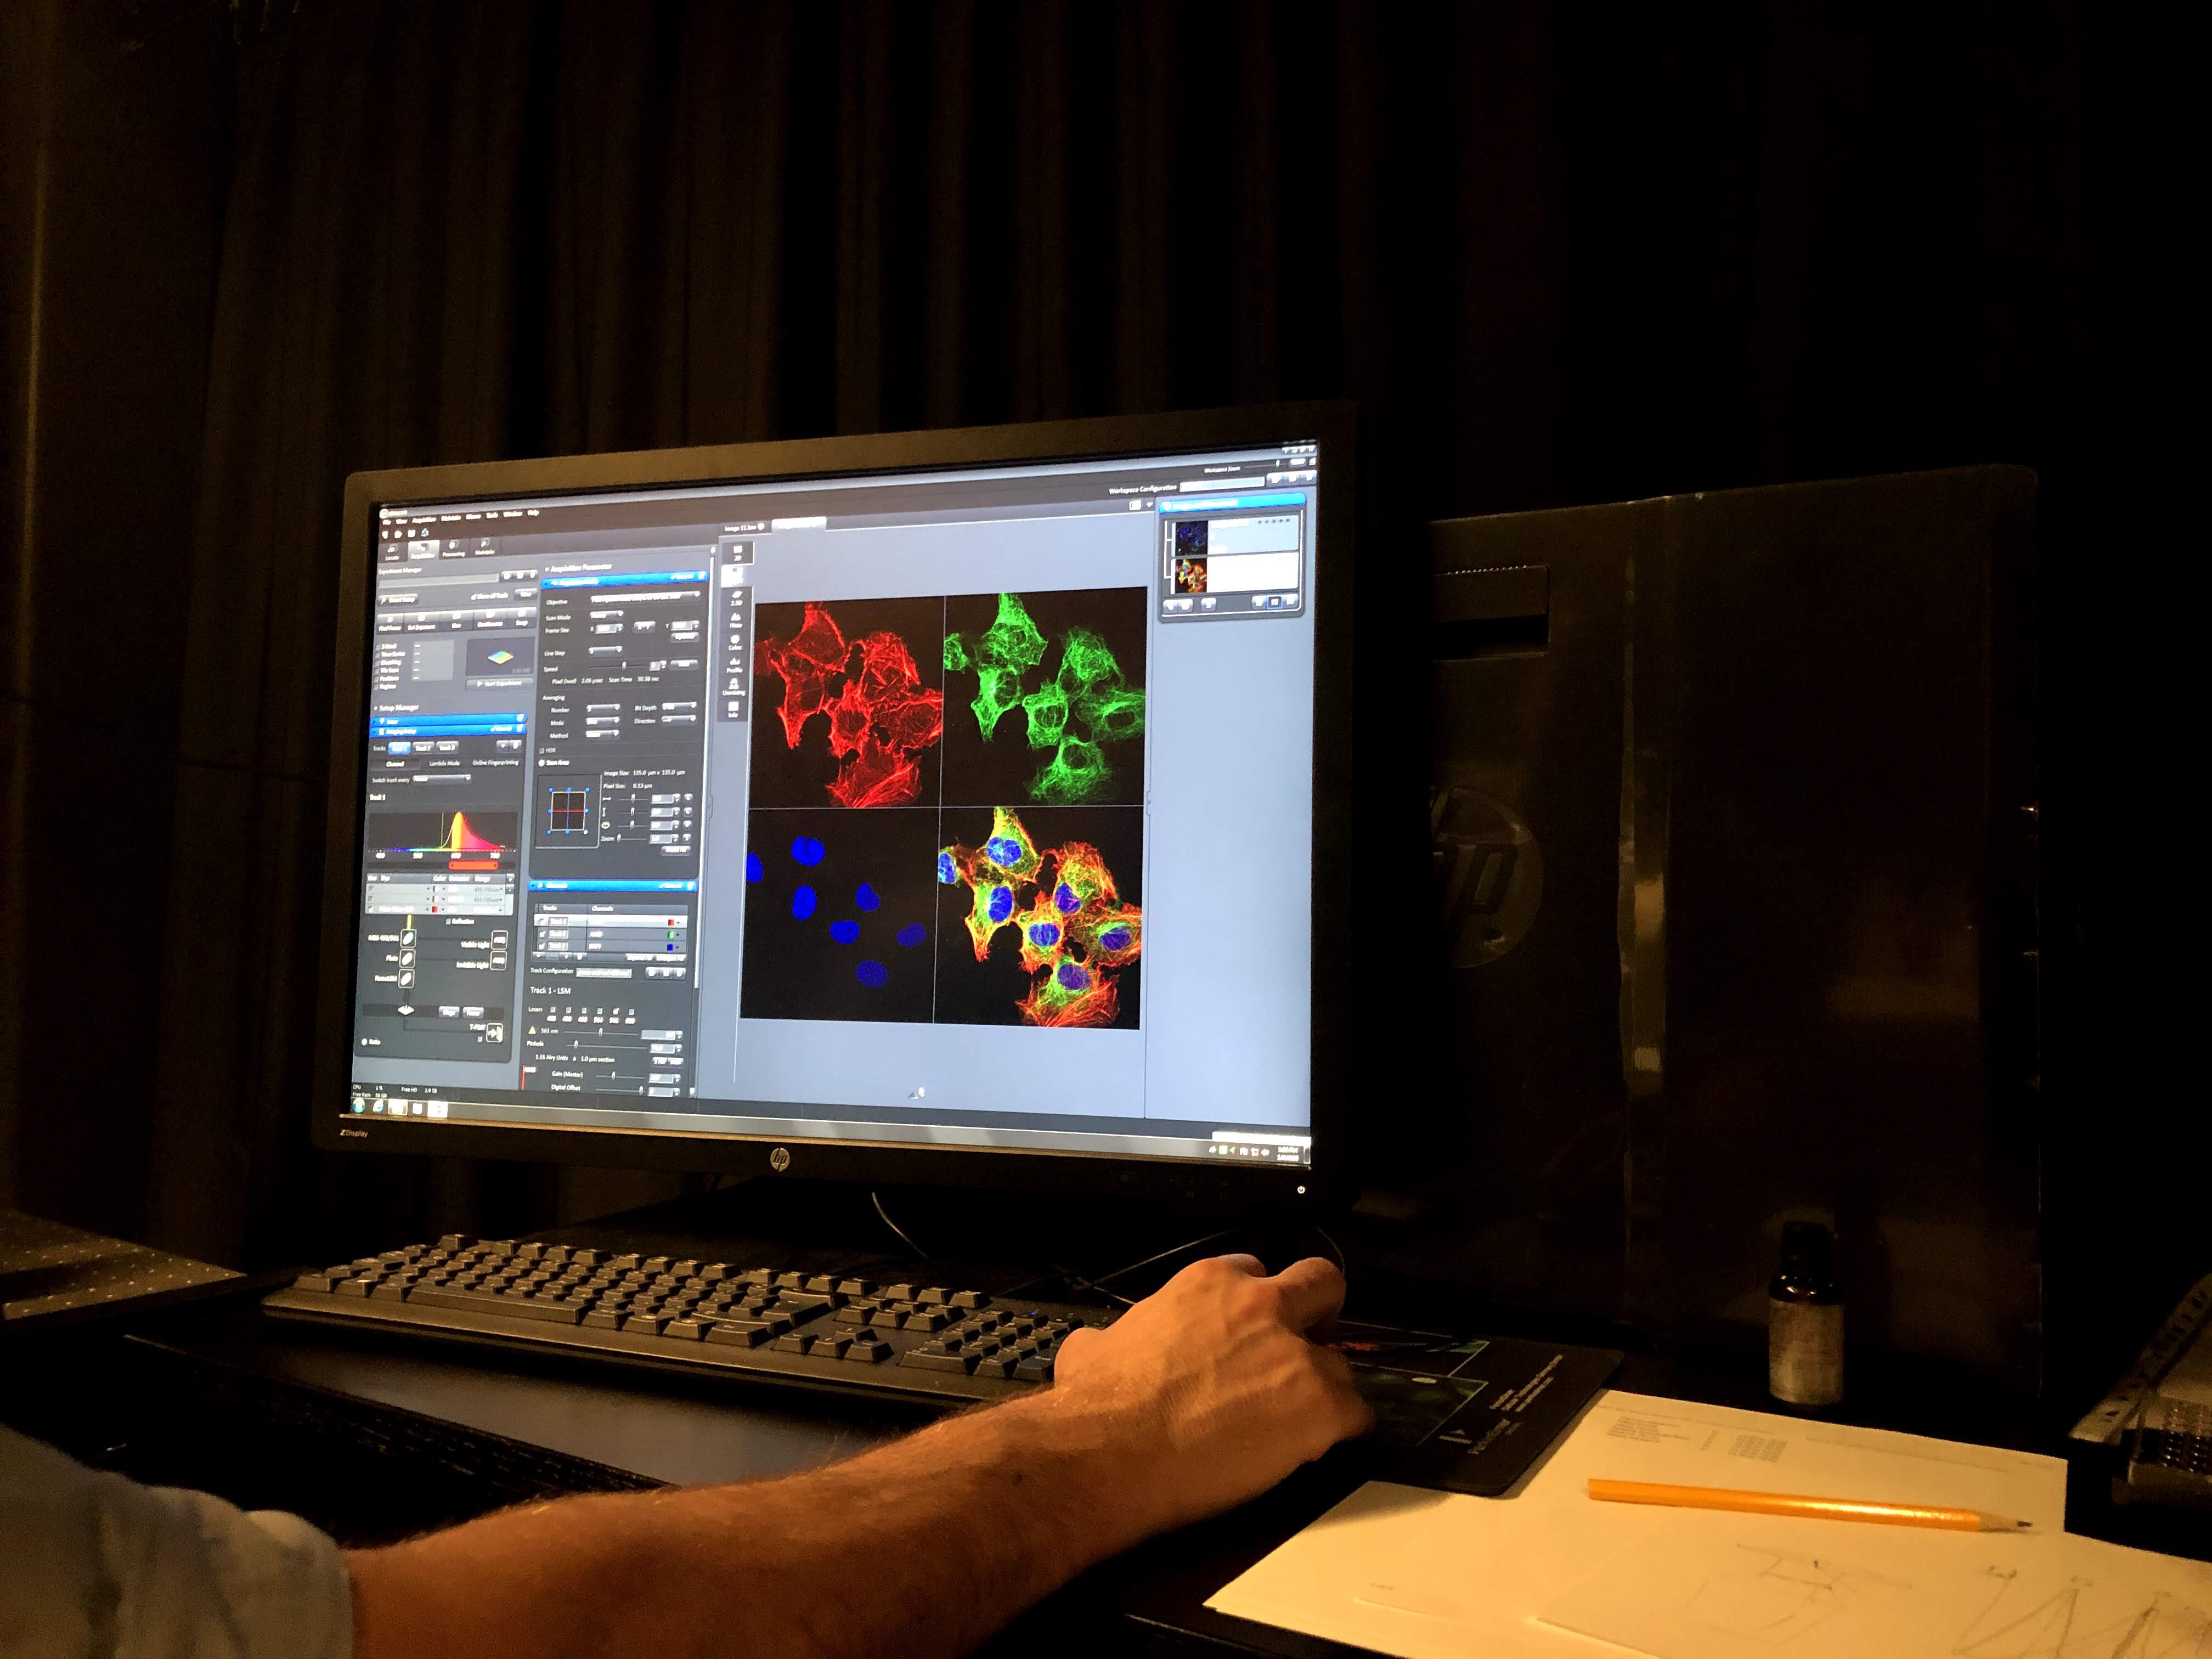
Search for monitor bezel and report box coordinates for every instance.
[313,404,1357,1209]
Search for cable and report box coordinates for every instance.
[1046,1262,1139,1308]
[1314,1224,1348,1295]
[1090,1225,1244,1289]
[870,1190,932,1262]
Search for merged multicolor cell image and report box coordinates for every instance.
[743,588,1147,1029]
[933,805,1143,1030]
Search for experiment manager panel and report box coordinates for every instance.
[347,442,1322,1168]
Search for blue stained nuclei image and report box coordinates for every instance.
[1054,883,1080,914]
[987,886,1015,923]
[856,960,889,988]
[855,882,880,911]
[895,923,927,947]
[1057,962,1091,991]
[791,836,826,866]
[1099,928,1130,951]
[936,851,955,884]
[1028,922,1060,948]
[792,885,817,919]
[745,853,763,883]
[985,836,1022,866]
[828,920,861,944]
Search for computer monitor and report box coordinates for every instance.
[313,406,1354,1206]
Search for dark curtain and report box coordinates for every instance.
[11,1,2183,1393]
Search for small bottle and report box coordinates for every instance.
[1768,1221,1844,1408]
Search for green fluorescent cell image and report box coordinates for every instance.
[943,590,1147,806]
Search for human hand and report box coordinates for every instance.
[1049,1254,1373,1536]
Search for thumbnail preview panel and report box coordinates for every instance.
[743,586,1147,1032]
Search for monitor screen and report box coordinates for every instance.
[338,429,1329,1176]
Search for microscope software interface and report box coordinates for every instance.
[346,442,1322,1169]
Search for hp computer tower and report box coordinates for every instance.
[1422,466,2039,1387]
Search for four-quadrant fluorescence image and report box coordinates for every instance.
[742,587,1147,1030]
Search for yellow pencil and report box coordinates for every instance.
[1588,1479,2033,1532]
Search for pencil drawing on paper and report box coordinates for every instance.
[1953,1567,2212,1659]
[1683,1546,1915,1643]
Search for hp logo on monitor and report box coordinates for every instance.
[769,1147,791,1173]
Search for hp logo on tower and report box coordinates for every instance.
[769,1147,791,1173]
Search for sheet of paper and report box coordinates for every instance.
[1540,1527,2212,1659]
[1203,1390,2070,1659]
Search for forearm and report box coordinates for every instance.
[348,1389,1163,1659]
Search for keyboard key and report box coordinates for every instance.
[290,1272,345,1293]
[703,1321,770,1347]
[370,1281,413,1301]
[1014,1356,1054,1383]
[411,1287,585,1324]
[884,1283,918,1302]
[950,1291,990,1309]
[582,1310,623,1330]
[902,1350,975,1374]
[805,1274,839,1294]
[774,1333,813,1353]
[621,1313,670,1335]
[836,1307,870,1325]
[843,1340,893,1364]
[836,1279,874,1297]
[974,1357,1023,1380]
[661,1319,706,1340]
[870,1310,906,1329]
[916,1288,950,1305]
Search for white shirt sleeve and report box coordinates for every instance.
[0,1421,353,1659]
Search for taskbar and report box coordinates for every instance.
[344,1087,1312,1169]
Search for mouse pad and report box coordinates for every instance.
[1334,1325,1622,1496]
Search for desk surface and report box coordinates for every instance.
[8,1208,2211,1659]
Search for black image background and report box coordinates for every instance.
[748,595,946,809]
[738,808,941,1024]
[941,586,1148,809]
[932,803,1144,1030]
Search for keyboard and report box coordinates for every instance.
[261,1235,1116,1406]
